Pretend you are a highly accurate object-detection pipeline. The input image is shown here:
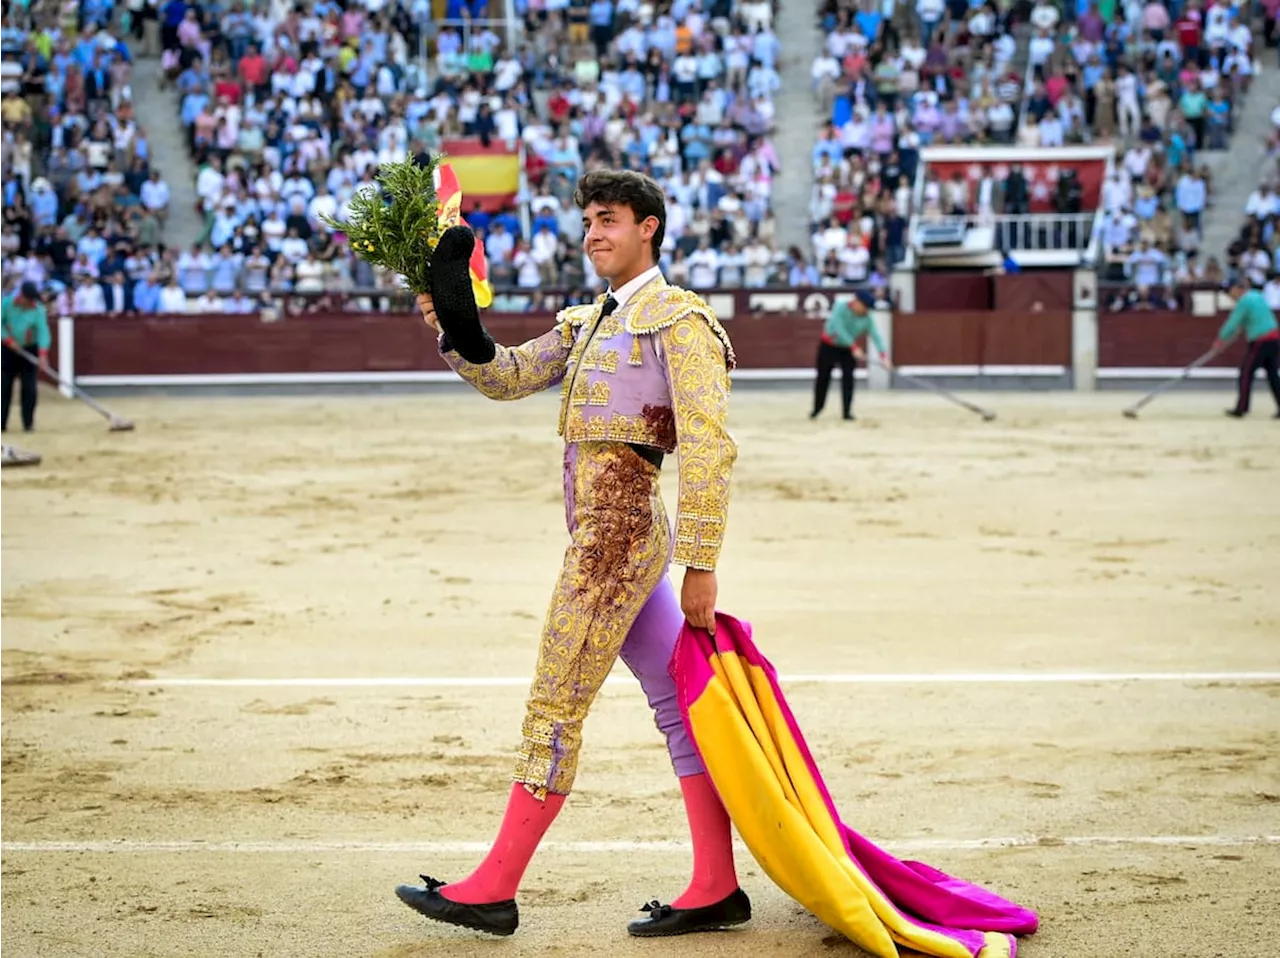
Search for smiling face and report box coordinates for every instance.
[582,201,659,289]
[574,170,667,290]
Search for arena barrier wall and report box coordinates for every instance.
[54,276,1243,392]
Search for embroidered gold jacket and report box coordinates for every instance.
[441,274,738,571]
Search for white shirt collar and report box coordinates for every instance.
[608,264,663,310]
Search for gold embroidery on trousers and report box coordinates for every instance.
[513,442,670,797]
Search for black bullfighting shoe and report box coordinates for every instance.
[394,875,519,937]
[626,888,752,937]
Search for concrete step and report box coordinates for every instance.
[772,6,825,252]
[1197,66,1280,261]
[129,56,204,249]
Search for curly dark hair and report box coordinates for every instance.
[573,169,667,263]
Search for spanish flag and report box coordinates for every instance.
[434,161,494,309]
[440,137,520,213]
[672,614,1039,957]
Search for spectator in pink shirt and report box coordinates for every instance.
[870,105,895,156]
[340,7,363,39]
[1078,3,1105,42]
[912,97,942,144]
[1141,0,1171,37]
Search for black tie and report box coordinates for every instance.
[599,295,618,317]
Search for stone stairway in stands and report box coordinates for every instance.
[130,54,204,249]
[1196,65,1280,263]
[771,4,826,253]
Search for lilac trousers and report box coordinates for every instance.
[618,573,705,778]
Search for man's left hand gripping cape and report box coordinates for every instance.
[672,613,1040,958]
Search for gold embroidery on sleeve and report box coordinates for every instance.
[448,322,573,400]
[660,315,737,571]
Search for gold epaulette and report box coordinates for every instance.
[623,283,737,370]
[557,303,603,327]
[555,303,600,346]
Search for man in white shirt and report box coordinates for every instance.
[838,239,870,284]
[1175,171,1206,231]
[139,171,171,222]
[1245,185,1277,223]
[72,275,107,314]
[687,240,720,288]
[1127,239,1167,288]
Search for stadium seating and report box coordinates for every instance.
[0,1,791,310]
[809,0,1269,307]
[809,0,1028,281]
[1216,110,1280,306]
[2,11,173,314]
[148,0,788,308]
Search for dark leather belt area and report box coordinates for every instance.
[627,443,665,469]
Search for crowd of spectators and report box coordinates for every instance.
[6,0,1277,317]
[809,0,1275,308]
[1010,0,1271,311]
[807,0,1030,281]
[1,1,181,317]
[131,0,798,313]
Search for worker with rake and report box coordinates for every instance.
[1,282,51,434]
[1218,279,1280,419]
[397,169,749,938]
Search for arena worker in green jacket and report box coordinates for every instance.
[1,282,51,433]
[1215,280,1280,419]
[811,290,892,421]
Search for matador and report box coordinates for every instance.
[396,170,749,939]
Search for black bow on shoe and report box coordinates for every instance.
[640,900,672,919]
[626,889,752,938]
[394,874,519,937]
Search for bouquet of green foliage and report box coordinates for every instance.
[318,155,448,294]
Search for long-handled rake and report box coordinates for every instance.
[1121,344,1226,419]
[874,357,999,422]
[12,345,135,432]
[2,443,42,467]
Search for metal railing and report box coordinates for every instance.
[914,211,1096,256]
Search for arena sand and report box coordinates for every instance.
[2,387,1277,958]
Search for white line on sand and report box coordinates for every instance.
[3,836,1278,855]
[119,672,1280,689]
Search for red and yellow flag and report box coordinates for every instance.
[434,160,494,309]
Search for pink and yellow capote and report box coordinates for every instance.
[672,612,1039,957]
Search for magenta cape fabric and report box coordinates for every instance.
[671,612,1039,956]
